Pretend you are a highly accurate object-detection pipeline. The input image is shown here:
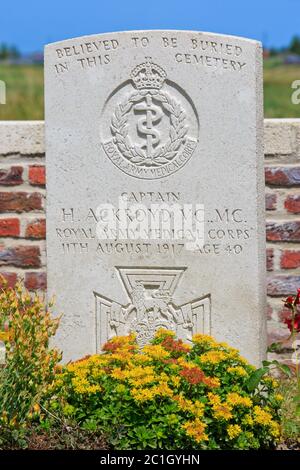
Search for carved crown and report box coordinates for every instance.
[131,58,166,90]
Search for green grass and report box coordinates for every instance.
[0,65,44,120]
[278,378,300,448]
[264,63,300,118]
[0,61,300,119]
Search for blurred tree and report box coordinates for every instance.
[289,36,300,55]
[0,43,9,60]
[0,43,21,60]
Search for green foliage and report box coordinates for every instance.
[0,64,44,120]
[42,331,282,450]
[289,36,300,55]
[0,43,20,60]
[264,63,300,118]
[0,280,61,429]
[279,378,300,445]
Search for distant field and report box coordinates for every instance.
[264,60,300,118]
[0,65,44,120]
[0,62,300,119]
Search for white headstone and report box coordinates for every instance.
[45,30,266,364]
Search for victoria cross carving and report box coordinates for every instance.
[94,267,211,349]
[101,58,199,179]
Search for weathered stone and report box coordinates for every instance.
[45,31,265,364]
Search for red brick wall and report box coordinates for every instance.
[0,122,46,291]
[1,119,300,359]
[265,119,300,361]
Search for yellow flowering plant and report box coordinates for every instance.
[42,330,282,450]
[0,280,61,430]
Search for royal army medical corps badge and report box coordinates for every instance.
[101,58,199,179]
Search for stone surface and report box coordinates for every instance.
[0,121,44,156]
[264,119,295,156]
[45,30,265,364]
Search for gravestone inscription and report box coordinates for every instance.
[45,30,265,364]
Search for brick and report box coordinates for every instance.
[0,166,23,186]
[25,219,46,239]
[0,271,17,288]
[266,221,300,242]
[278,307,294,323]
[0,218,20,237]
[0,245,41,268]
[284,195,300,213]
[0,192,43,213]
[281,250,300,269]
[29,165,46,187]
[265,193,277,210]
[25,272,46,291]
[267,322,290,346]
[264,120,294,156]
[265,166,300,187]
[267,275,300,296]
[266,248,274,271]
[266,303,273,320]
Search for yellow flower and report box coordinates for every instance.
[207,392,221,406]
[72,376,102,394]
[253,406,273,426]
[33,403,40,413]
[143,344,170,359]
[0,331,9,342]
[91,368,105,380]
[131,387,155,402]
[274,393,284,402]
[226,392,252,408]
[109,352,134,362]
[263,376,279,388]
[151,382,173,398]
[110,367,127,381]
[227,366,247,377]
[177,357,195,369]
[227,424,242,440]
[170,376,181,387]
[182,418,209,443]
[212,403,232,421]
[135,354,152,364]
[242,414,254,426]
[155,328,175,339]
[174,394,205,418]
[269,421,281,439]
[208,377,221,388]
[127,365,155,379]
[129,375,155,387]
[199,350,227,365]
[192,334,217,347]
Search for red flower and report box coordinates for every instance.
[161,336,190,355]
[295,288,300,305]
[284,315,300,333]
[180,366,205,385]
[284,296,295,309]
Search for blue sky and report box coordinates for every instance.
[2,0,300,52]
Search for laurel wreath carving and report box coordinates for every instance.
[110,89,188,166]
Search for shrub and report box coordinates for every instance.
[0,280,61,429]
[44,330,282,450]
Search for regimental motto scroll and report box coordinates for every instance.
[94,267,211,349]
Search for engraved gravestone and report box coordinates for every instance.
[45,30,265,364]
